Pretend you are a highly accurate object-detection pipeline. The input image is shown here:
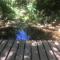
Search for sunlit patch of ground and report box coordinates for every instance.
[28,22,60,40]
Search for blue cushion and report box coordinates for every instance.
[16,30,31,41]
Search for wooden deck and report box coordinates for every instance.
[0,40,60,60]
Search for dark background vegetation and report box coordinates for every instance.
[0,0,60,40]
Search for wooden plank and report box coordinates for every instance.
[31,40,39,60]
[0,40,2,44]
[5,40,18,60]
[0,40,14,60]
[43,40,56,60]
[0,40,3,45]
[54,40,60,51]
[0,40,8,54]
[37,40,48,60]
[48,40,60,60]
[23,41,31,60]
[15,41,25,60]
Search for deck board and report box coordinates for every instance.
[0,40,60,60]
[48,40,60,60]
[37,40,48,60]
[15,41,25,60]
[54,41,60,51]
[0,40,8,55]
[0,40,14,60]
[31,41,39,60]
[0,40,2,44]
[23,41,31,60]
[43,40,56,60]
[6,40,18,60]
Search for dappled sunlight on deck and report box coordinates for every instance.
[31,41,37,46]
[49,50,54,55]
[24,55,30,59]
[54,41,59,46]
[52,47,58,51]
[0,40,60,60]
[1,51,13,60]
[6,51,13,60]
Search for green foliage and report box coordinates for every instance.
[36,0,60,11]
[36,0,60,24]
[26,3,37,20]
[0,0,60,25]
[0,0,16,19]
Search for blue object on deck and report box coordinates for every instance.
[16,30,31,41]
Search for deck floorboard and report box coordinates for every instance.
[0,40,60,60]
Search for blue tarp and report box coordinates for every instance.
[16,30,31,41]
